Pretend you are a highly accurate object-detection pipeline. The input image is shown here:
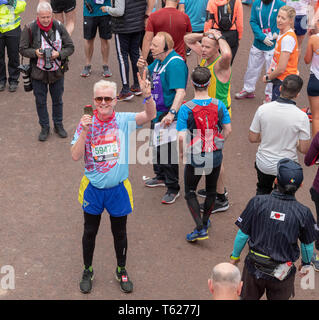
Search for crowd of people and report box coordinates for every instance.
[1,0,319,300]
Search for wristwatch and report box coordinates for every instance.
[265,75,272,83]
[169,109,177,115]
[217,36,226,41]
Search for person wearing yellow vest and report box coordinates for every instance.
[263,6,299,101]
[184,28,232,213]
[0,0,26,92]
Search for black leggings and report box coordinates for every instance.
[82,212,128,269]
[184,164,221,230]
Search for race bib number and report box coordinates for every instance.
[92,140,119,162]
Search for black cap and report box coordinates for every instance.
[277,158,303,189]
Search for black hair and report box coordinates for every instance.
[280,74,303,99]
[276,182,298,195]
[191,66,211,91]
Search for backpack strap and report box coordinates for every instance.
[184,100,197,110]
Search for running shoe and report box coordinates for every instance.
[144,177,165,188]
[311,253,319,272]
[161,192,180,204]
[116,267,133,293]
[102,65,112,78]
[80,65,92,77]
[263,94,271,104]
[0,82,5,91]
[186,228,209,242]
[130,85,142,96]
[212,198,229,213]
[79,267,94,294]
[197,188,228,198]
[117,91,134,101]
[200,198,229,214]
[203,219,211,231]
[8,81,18,92]
[301,107,312,122]
[235,90,256,100]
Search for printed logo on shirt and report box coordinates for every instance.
[270,211,285,221]
[83,200,89,208]
[237,217,243,223]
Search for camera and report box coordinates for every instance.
[39,48,53,70]
[85,1,93,14]
[18,64,32,92]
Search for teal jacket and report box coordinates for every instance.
[250,0,285,51]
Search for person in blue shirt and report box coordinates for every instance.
[71,72,156,294]
[177,66,231,242]
[235,0,285,103]
[138,31,188,205]
[80,0,112,78]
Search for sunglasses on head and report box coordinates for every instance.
[94,96,115,103]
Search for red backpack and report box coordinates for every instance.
[185,99,225,153]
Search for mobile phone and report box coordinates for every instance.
[84,105,94,116]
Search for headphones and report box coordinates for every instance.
[163,37,168,52]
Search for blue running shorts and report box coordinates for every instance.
[78,176,134,216]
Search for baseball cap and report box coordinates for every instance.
[277,158,303,188]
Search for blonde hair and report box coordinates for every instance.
[93,80,117,97]
[279,5,296,27]
[156,32,175,51]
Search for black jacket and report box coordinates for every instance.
[19,20,74,84]
[111,0,147,34]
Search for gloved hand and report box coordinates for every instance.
[263,36,274,47]
[272,32,278,40]
[0,0,8,5]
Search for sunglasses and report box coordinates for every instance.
[94,96,115,104]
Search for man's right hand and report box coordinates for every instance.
[35,49,44,58]
[81,114,93,131]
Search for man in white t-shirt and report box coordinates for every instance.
[249,74,311,194]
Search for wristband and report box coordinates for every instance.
[230,254,240,261]
[169,109,177,115]
[143,95,152,104]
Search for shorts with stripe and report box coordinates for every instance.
[78,176,133,217]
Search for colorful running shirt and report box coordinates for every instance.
[71,110,139,189]
[200,57,232,112]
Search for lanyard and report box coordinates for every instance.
[153,56,184,74]
[259,0,275,30]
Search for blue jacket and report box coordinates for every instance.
[250,0,285,51]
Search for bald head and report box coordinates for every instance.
[208,263,242,300]
[212,263,241,285]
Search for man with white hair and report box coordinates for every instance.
[19,1,74,141]
[208,262,243,300]
[71,72,156,294]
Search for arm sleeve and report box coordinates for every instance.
[103,0,125,16]
[250,2,267,42]
[249,108,261,133]
[300,242,314,264]
[232,229,249,258]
